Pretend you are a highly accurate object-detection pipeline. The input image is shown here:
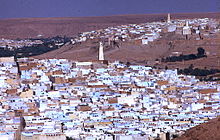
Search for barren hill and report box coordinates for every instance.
[0,12,219,39]
[175,116,220,140]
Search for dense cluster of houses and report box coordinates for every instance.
[71,17,219,45]
[0,57,219,140]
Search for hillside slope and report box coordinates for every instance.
[175,116,220,140]
[35,31,220,70]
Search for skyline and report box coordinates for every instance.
[0,0,219,19]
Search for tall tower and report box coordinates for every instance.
[99,42,104,61]
[183,20,191,40]
[167,13,171,23]
[185,20,189,27]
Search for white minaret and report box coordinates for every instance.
[185,20,189,27]
[99,42,104,61]
[183,20,191,39]
[167,13,171,23]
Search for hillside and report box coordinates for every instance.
[175,116,220,140]
[35,29,220,74]
[32,12,220,79]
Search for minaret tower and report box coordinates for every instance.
[167,13,171,23]
[186,20,189,27]
[99,41,104,61]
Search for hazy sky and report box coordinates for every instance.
[0,0,219,18]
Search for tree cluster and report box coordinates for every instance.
[177,65,220,77]
[0,36,71,58]
[162,47,207,62]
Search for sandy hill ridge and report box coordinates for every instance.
[175,116,220,140]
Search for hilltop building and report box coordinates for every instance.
[183,21,192,39]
